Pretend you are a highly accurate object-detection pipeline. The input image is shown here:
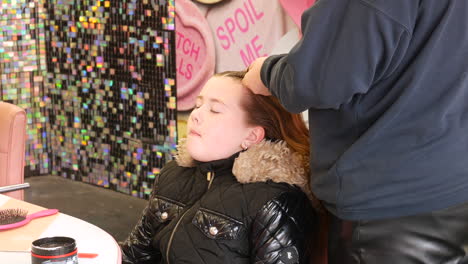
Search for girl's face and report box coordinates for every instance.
[186,76,253,162]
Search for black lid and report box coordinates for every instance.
[31,236,76,256]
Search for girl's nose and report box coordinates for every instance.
[190,108,201,124]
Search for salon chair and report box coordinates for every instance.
[0,101,28,200]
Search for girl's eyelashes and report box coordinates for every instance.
[210,104,224,113]
[194,103,222,113]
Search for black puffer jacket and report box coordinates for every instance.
[121,140,318,264]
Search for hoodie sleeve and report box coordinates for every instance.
[261,0,410,112]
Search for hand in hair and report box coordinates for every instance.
[243,57,271,96]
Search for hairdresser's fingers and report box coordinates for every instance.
[243,57,271,96]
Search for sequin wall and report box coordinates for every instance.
[0,0,50,175]
[1,0,177,198]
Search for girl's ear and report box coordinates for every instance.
[242,126,265,149]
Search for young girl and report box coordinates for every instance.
[121,71,323,264]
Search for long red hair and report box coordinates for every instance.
[214,71,309,165]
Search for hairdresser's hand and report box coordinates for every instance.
[243,57,271,96]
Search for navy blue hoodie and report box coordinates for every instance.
[261,0,468,220]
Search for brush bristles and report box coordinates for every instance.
[0,208,28,225]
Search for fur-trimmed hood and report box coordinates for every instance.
[175,138,310,194]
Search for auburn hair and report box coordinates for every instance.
[214,70,310,167]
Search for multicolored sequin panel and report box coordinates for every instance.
[0,0,50,174]
[1,0,177,199]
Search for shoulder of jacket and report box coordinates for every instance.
[242,184,306,214]
[252,190,316,230]
[260,190,315,219]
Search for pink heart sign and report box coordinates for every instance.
[176,0,216,110]
[279,0,316,28]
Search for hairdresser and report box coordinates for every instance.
[243,1,468,263]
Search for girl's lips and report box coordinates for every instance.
[189,130,201,137]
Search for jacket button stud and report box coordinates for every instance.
[161,212,168,220]
[209,226,218,236]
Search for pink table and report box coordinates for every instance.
[0,194,122,264]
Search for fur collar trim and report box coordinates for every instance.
[175,138,309,191]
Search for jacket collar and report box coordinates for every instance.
[175,138,309,190]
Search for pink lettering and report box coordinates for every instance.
[234,8,249,33]
[225,18,236,44]
[191,44,200,62]
[217,27,230,50]
[240,35,265,67]
[177,32,201,61]
[177,57,193,80]
[176,31,185,49]
[182,38,191,55]
[251,35,265,57]
[243,1,255,24]
[249,0,264,21]
[186,63,193,80]
[216,0,265,50]
[178,57,186,75]
[240,44,255,67]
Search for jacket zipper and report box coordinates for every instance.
[165,171,215,263]
[207,171,215,190]
[165,209,190,264]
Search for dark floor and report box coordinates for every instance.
[24,175,147,243]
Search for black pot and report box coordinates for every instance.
[31,236,78,264]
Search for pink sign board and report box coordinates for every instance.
[279,0,316,28]
[176,0,216,110]
[204,0,297,72]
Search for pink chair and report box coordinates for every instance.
[0,101,27,200]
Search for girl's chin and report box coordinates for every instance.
[188,152,211,163]
[186,143,205,160]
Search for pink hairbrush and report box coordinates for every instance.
[0,208,59,231]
